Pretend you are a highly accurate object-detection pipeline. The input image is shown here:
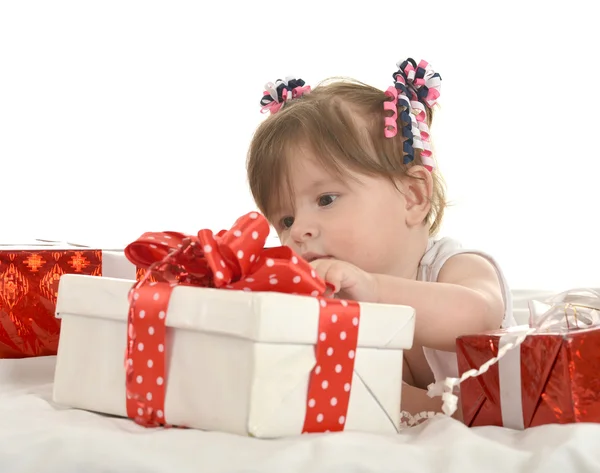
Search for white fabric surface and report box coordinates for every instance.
[1,356,600,473]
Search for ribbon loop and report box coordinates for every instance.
[529,288,600,332]
[125,212,331,296]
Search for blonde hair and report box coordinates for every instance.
[246,78,447,235]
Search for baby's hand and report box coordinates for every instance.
[310,258,378,303]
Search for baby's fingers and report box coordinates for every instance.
[310,260,341,294]
[310,260,340,296]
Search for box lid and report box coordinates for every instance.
[56,274,415,350]
[0,239,125,251]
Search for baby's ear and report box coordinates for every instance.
[401,166,433,227]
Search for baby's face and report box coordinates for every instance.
[270,156,413,276]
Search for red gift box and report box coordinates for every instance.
[457,326,600,428]
[0,242,146,358]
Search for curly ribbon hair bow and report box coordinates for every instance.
[260,76,311,114]
[384,58,442,171]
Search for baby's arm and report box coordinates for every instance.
[373,254,505,352]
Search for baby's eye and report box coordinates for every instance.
[317,194,337,207]
[280,216,294,229]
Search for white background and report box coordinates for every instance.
[1,1,598,290]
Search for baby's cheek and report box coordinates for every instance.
[362,235,402,273]
[346,243,384,273]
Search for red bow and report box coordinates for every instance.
[123,212,360,434]
[125,211,331,295]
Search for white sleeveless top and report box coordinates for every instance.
[418,237,517,382]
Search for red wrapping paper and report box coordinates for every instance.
[457,327,600,428]
[0,248,101,358]
[123,211,362,434]
[0,245,146,358]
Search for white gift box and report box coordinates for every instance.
[53,274,415,438]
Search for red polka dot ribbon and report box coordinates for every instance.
[302,297,360,433]
[123,212,361,434]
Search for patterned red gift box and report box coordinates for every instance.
[0,241,144,358]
